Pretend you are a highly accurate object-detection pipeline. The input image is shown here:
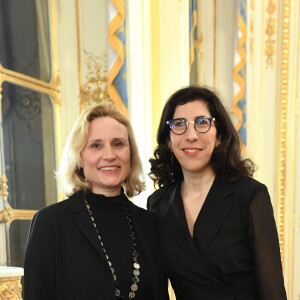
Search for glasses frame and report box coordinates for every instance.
[166,116,216,135]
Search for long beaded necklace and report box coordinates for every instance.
[84,197,140,299]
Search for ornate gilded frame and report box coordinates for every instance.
[0,0,61,227]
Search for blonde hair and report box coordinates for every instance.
[58,102,145,197]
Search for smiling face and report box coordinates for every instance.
[168,100,220,177]
[80,117,131,196]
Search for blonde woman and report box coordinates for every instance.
[24,102,169,300]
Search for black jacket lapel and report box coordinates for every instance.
[158,185,201,257]
[194,178,234,253]
[69,191,108,262]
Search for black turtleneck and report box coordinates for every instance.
[85,190,152,300]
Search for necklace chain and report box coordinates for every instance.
[84,198,140,299]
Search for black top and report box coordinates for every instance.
[148,176,287,300]
[24,190,169,300]
[86,190,152,299]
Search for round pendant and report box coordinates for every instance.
[129,291,135,298]
[115,288,121,296]
[131,284,138,292]
[133,263,140,269]
[133,269,140,276]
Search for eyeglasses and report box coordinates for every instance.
[166,116,216,135]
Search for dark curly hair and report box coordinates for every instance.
[149,86,255,188]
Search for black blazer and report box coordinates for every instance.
[148,176,286,300]
[24,190,169,300]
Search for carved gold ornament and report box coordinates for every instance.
[79,51,111,112]
[265,0,276,68]
[0,202,13,225]
[0,174,8,201]
[0,277,22,300]
[0,201,36,227]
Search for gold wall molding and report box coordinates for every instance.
[249,0,254,62]
[0,277,22,300]
[213,0,217,88]
[0,63,61,99]
[0,201,36,229]
[192,0,203,85]
[265,0,276,68]
[151,0,161,150]
[76,0,83,88]
[0,174,36,228]
[194,33,203,85]
[277,0,291,271]
[0,175,36,228]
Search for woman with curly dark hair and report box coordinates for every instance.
[147,86,286,300]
